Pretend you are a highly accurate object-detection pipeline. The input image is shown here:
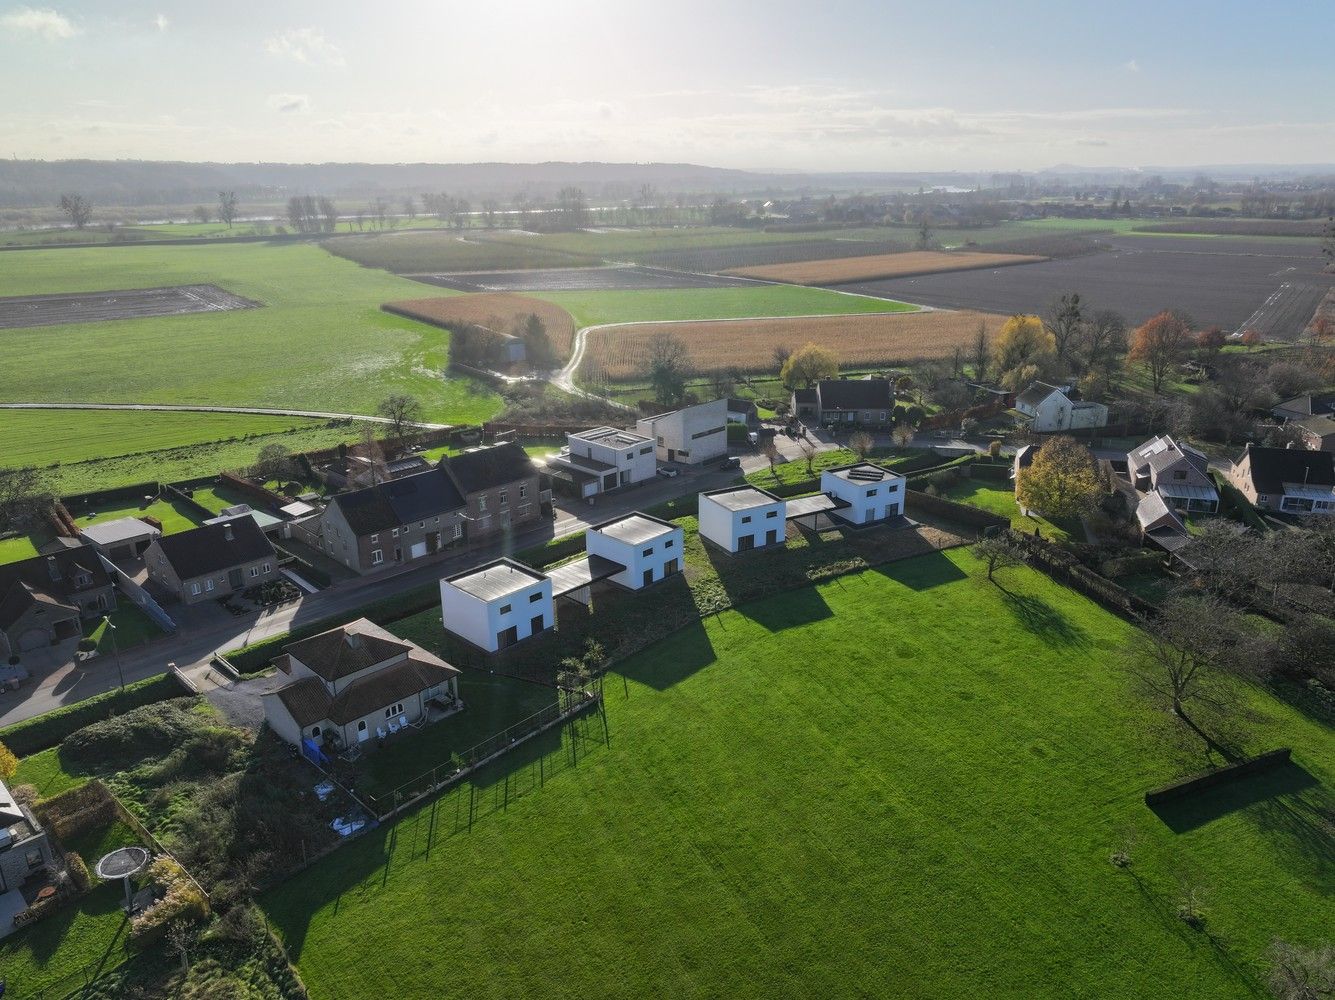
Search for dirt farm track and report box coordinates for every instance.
[0,283,259,329]
[842,236,1335,339]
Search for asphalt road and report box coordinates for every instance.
[0,459,751,728]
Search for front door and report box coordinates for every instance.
[497,625,518,649]
[228,567,244,589]
[642,568,654,587]
[766,529,779,545]
[667,448,676,461]
[531,614,545,635]
[357,721,369,743]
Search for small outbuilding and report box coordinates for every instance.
[820,463,906,525]
[584,512,684,590]
[698,486,786,553]
[439,558,554,652]
[79,517,161,561]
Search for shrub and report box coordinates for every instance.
[63,699,214,773]
[65,850,91,893]
[36,780,120,843]
[0,738,15,780]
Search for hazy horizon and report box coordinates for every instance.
[2,0,1332,171]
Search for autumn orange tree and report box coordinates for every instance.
[1129,310,1193,393]
[1015,436,1104,520]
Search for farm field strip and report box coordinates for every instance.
[722,249,1047,285]
[265,551,1334,1000]
[0,242,504,425]
[0,282,259,329]
[383,293,578,360]
[405,264,754,293]
[582,308,1003,379]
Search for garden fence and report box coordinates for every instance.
[1007,531,1158,621]
[96,553,177,634]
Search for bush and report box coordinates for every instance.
[0,674,186,756]
[63,699,217,773]
[0,738,15,781]
[36,780,120,843]
[129,855,209,949]
[65,850,91,894]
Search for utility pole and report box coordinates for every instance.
[104,616,125,691]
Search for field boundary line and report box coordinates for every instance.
[0,401,450,428]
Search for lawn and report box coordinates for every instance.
[745,446,929,488]
[1,495,205,566]
[264,549,1333,999]
[1,409,374,496]
[85,602,164,652]
[533,284,900,329]
[938,478,1076,542]
[0,242,504,425]
[11,745,87,797]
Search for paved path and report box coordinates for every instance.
[0,461,753,729]
[0,401,450,429]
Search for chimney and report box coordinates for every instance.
[46,556,61,582]
[223,522,234,542]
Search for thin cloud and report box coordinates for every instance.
[267,93,310,114]
[264,27,345,67]
[0,6,77,39]
[1122,58,1140,73]
[154,13,168,31]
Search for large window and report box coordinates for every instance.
[691,426,725,440]
[371,549,383,565]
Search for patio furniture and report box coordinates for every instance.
[387,719,401,735]
[376,726,387,740]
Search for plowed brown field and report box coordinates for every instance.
[723,250,1045,285]
[584,309,1007,379]
[383,293,577,359]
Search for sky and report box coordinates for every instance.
[1,0,1332,171]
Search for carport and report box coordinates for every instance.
[785,493,850,530]
[544,554,626,606]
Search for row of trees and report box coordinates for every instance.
[285,195,339,234]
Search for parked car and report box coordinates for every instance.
[656,467,679,478]
[718,456,741,470]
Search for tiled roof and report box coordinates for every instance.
[272,676,331,729]
[283,618,410,682]
[443,443,537,495]
[0,543,113,624]
[155,516,275,579]
[333,467,466,537]
[1016,382,1063,408]
[815,378,893,411]
[1236,444,1335,496]
[327,655,458,725]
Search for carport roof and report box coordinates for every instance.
[785,494,849,519]
[545,554,626,596]
[80,517,160,547]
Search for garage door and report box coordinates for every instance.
[18,628,51,651]
[409,541,427,559]
[110,543,134,560]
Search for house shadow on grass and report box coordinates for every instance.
[732,584,833,633]
[871,548,968,591]
[615,618,717,691]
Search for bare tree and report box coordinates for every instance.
[1045,292,1085,372]
[798,437,817,476]
[1267,938,1335,1000]
[217,190,238,228]
[192,206,211,224]
[645,333,691,406]
[167,919,196,976]
[892,422,915,448]
[402,195,417,221]
[376,394,423,446]
[772,344,793,373]
[57,193,93,229]
[253,444,296,483]
[971,322,990,382]
[848,430,874,460]
[972,534,1023,582]
[760,436,781,476]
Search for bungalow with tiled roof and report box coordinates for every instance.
[262,618,461,753]
[0,544,116,657]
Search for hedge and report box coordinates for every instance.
[1211,471,1268,532]
[0,674,187,757]
[224,584,438,673]
[516,532,588,570]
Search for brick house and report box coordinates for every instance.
[791,378,894,427]
[0,544,116,657]
[145,516,278,605]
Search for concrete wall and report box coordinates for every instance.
[638,399,728,464]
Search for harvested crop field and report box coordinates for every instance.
[723,250,1045,286]
[383,292,577,360]
[846,236,1335,340]
[584,309,1004,379]
[0,283,259,329]
[636,237,907,273]
[1135,219,1327,238]
[407,265,752,293]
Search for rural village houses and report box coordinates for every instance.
[1226,444,1335,515]
[791,377,895,427]
[546,426,657,497]
[262,618,461,752]
[1014,381,1108,433]
[636,399,730,465]
[0,778,54,912]
[145,516,278,605]
[0,545,116,658]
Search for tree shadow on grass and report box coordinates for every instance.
[997,587,1088,647]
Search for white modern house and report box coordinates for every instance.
[439,558,554,652]
[637,399,729,465]
[698,486,786,553]
[547,426,657,498]
[1014,382,1108,432]
[584,512,684,590]
[820,463,906,525]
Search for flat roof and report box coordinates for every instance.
[80,517,160,546]
[822,462,902,484]
[785,493,846,519]
[572,425,652,448]
[205,509,282,530]
[444,557,547,601]
[700,485,784,512]
[545,554,626,596]
[589,511,679,546]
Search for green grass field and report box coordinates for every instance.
[0,242,503,425]
[264,549,1333,999]
[535,285,903,329]
[939,478,1075,541]
[1,494,205,566]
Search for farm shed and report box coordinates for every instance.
[584,512,684,590]
[79,517,161,560]
[698,487,787,554]
[440,558,554,652]
[636,399,729,465]
[820,463,906,525]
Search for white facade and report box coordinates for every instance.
[698,487,787,553]
[585,513,685,590]
[553,426,657,494]
[637,399,729,465]
[439,559,554,652]
[1016,384,1108,433]
[820,464,906,525]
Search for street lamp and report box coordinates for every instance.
[102,616,124,692]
